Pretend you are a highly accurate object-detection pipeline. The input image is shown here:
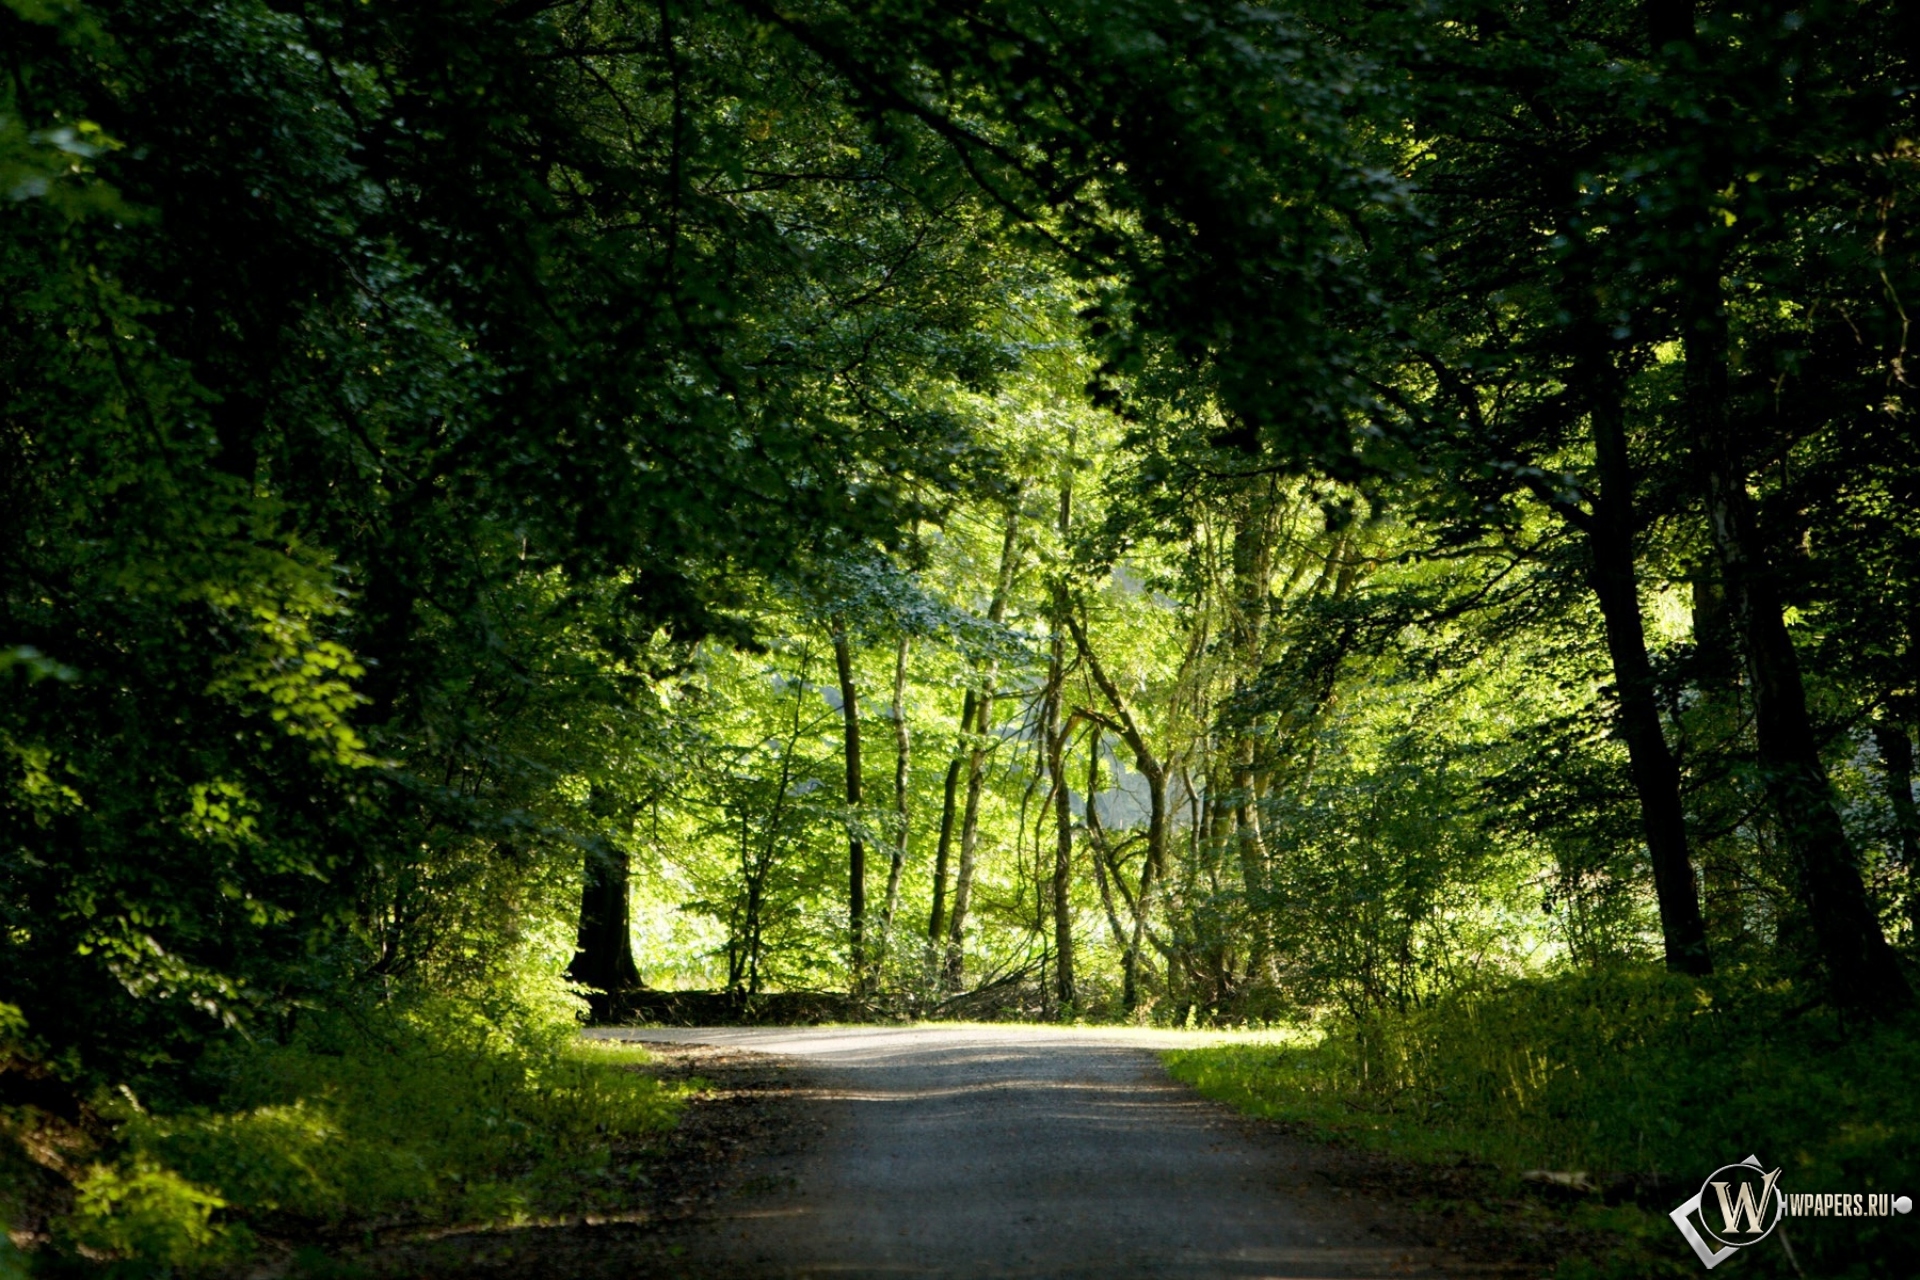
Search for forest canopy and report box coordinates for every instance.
[3,0,1918,1234]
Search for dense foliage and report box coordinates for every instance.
[3,0,1917,1271]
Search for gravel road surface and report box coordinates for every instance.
[586,1024,1436,1279]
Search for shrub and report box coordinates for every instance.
[60,1158,240,1273]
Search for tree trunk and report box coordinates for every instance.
[1584,366,1712,975]
[1231,749,1267,913]
[1685,567,1748,945]
[1045,470,1077,1013]
[1068,610,1169,1010]
[1130,766,1168,1012]
[1043,622,1076,1013]
[883,635,911,941]
[945,691,991,988]
[1873,721,1920,946]
[1686,298,1912,1013]
[832,621,866,993]
[568,841,642,1018]
[928,688,975,945]
[1084,731,1140,1009]
[742,839,769,998]
[746,671,810,998]
[1228,492,1274,913]
[944,497,1024,987]
[1070,616,1170,883]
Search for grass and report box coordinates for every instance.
[37,995,689,1275]
[1163,969,1920,1280]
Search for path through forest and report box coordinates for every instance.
[588,1025,1439,1279]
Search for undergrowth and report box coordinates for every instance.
[9,993,685,1276]
[1164,968,1919,1280]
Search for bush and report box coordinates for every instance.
[60,1159,239,1273]
[1165,968,1920,1279]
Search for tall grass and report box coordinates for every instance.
[1165,969,1919,1279]
[52,994,686,1273]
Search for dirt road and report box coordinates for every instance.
[587,1024,1436,1279]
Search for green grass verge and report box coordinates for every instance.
[47,996,687,1274]
[1163,969,1919,1280]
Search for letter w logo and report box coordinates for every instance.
[1712,1168,1782,1237]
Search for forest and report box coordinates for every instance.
[3,0,1918,1275]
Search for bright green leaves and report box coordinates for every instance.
[206,606,371,769]
[63,1157,236,1271]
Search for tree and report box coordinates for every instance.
[831,620,869,990]
[1,0,1019,1081]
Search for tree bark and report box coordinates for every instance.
[832,620,866,992]
[945,689,991,987]
[1052,454,1082,1013]
[1068,610,1169,1010]
[1873,721,1920,946]
[1686,297,1912,1013]
[1084,730,1139,1009]
[1043,622,1076,1013]
[1067,614,1168,873]
[944,497,1024,987]
[1228,492,1274,911]
[1584,366,1713,975]
[928,688,974,945]
[741,668,810,997]
[568,840,642,1018]
[1045,470,1077,1014]
[883,635,911,941]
